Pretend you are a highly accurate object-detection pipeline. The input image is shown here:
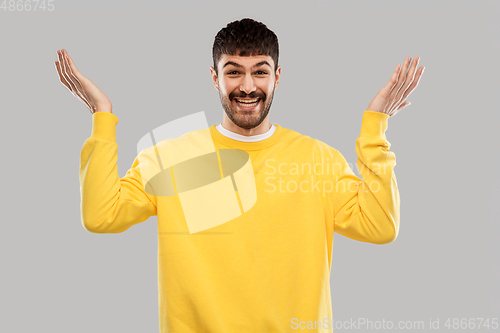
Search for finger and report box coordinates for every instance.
[63,49,95,110]
[396,100,410,111]
[398,66,425,104]
[58,50,78,93]
[63,50,81,75]
[395,56,412,88]
[57,61,92,111]
[60,50,93,110]
[63,50,86,94]
[57,51,93,111]
[387,57,410,103]
[55,61,72,91]
[389,101,409,117]
[386,63,401,89]
[387,56,412,111]
[383,63,402,98]
[60,50,82,96]
[393,57,420,107]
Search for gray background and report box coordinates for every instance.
[1,0,498,332]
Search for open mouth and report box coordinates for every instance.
[234,98,261,108]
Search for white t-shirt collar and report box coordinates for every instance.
[215,123,277,142]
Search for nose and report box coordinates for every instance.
[239,74,256,95]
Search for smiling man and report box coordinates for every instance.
[56,17,424,333]
[213,53,279,133]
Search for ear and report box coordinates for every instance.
[274,65,281,90]
[210,66,219,91]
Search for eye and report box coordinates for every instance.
[227,70,268,75]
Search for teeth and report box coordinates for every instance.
[235,98,259,103]
[236,99,259,107]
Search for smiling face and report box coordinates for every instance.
[210,52,281,132]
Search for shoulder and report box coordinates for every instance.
[137,127,213,168]
[279,125,340,156]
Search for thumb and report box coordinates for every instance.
[398,101,410,110]
[390,101,410,117]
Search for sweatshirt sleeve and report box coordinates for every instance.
[79,112,157,234]
[332,110,400,244]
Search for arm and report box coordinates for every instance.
[79,112,157,233]
[54,49,157,233]
[332,110,399,244]
[331,55,425,243]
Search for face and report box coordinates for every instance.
[210,53,281,129]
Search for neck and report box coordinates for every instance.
[221,116,272,136]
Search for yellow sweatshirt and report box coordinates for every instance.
[79,110,399,333]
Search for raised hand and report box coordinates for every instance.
[366,56,425,117]
[54,49,113,114]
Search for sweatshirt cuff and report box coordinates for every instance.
[359,110,390,140]
[90,112,119,142]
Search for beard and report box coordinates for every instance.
[219,86,275,130]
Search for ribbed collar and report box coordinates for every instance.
[209,123,284,150]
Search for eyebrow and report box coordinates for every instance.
[222,60,272,70]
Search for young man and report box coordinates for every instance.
[55,18,424,333]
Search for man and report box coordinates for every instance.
[55,18,424,333]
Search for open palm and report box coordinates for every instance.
[367,56,425,117]
[54,49,113,114]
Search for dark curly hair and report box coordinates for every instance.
[212,18,279,77]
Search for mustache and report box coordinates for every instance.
[231,94,264,99]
